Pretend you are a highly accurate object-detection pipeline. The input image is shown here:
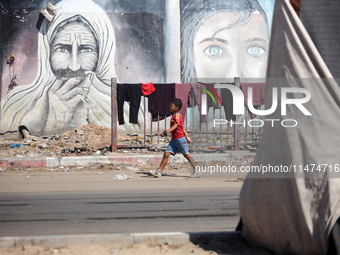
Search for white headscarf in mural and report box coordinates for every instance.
[1,0,117,135]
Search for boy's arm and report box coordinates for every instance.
[183,127,191,143]
[160,123,178,137]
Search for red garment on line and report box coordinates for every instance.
[142,83,155,96]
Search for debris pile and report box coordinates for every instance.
[0,124,148,158]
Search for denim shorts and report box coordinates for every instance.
[166,137,189,155]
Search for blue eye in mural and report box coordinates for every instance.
[204,45,224,57]
[247,45,265,56]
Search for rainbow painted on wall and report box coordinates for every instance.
[198,83,223,107]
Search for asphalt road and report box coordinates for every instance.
[0,168,243,237]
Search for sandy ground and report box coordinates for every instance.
[0,239,273,255]
[0,161,244,194]
[0,243,217,255]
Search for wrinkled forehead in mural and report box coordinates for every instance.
[50,16,99,78]
[181,0,269,82]
[41,0,117,82]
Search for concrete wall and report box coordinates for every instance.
[0,0,274,136]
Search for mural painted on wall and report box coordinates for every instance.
[0,0,274,135]
[180,0,274,82]
[2,0,119,135]
[178,0,274,126]
[0,0,164,135]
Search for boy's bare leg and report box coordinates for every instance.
[184,153,201,177]
[184,153,197,169]
[159,152,171,170]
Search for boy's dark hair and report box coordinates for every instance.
[171,98,182,110]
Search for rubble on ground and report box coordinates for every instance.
[0,124,159,158]
[0,124,258,158]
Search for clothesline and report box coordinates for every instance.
[116,82,265,125]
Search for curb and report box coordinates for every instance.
[0,231,242,248]
[0,152,255,169]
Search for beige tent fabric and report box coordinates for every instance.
[239,0,340,254]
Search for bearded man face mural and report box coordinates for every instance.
[0,0,118,135]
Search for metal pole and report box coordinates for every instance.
[191,87,195,143]
[157,114,160,144]
[144,96,146,146]
[111,78,117,152]
[150,114,153,145]
[219,86,222,146]
[213,102,215,146]
[245,107,248,144]
[206,121,208,144]
[220,100,222,146]
[234,77,240,151]
[0,74,2,123]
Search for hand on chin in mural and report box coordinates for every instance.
[85,71,111,115]
[46,75,92,132]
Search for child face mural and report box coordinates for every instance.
[193,11,269,79]
[180,0,270,82]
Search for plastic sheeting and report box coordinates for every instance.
[239,0,340,254]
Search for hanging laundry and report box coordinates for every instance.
[117,83,142,125]
[220,85,236,121]
[142,83,155,96]
[191,83,236,121]
[241,83,266,118]
[175,83,190,120]
[190,83,209,122]
[148,83,175,121]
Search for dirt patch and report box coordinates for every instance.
[0,240,273,255]
[0,243,217,255]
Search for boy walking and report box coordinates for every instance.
[149,98,200,178]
